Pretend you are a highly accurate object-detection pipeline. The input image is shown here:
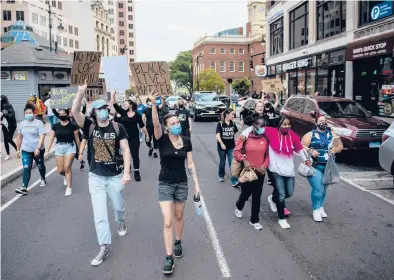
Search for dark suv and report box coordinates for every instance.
[189,91,226,121]
[281,95,390,150]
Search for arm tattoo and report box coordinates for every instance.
[188,166,195,177]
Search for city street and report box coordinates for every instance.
[1,120,393,280]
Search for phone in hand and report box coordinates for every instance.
[155,97,162,106]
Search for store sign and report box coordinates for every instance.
[12,71,28,80]
[346,38,394,60]
[255,65,267,77]
[267,3,283,24]
[39,71,53,81]
[1,71,11,80]
[54,71,67,80]
[282,58,310,72]
[371,1,393,21]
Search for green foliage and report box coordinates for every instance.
[232,77,251,96]
[196,69,225,92]
[169,50,193,94]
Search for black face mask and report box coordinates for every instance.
[59,115,69,121]
[265,103,271,109]
[317,123,327,131]
[179,105,184,108]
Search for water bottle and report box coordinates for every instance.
[193,194,202,216]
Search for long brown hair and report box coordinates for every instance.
[220,108,234,123]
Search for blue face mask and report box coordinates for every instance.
[25,113,34,120]
[169,124,182,135]
[256,127,265,135]
[97,108,109,120]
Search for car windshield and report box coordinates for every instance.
[318,101,369,118]
[166,97,179,101]
[195,94,218,101]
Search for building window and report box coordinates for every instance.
[52,0,56,7]
[3,10,11,21]
[128,15,133,20]
[317,1,346,40]
[63,37,67,46]
[128,0,132,3]
[58,1,62,10]
[129,32,133,37]
[210,48,216,54]
[56,35,61,44]
[220,61,225,72]
[119,21,124,27]
[119,12,124,17]
[108,9,113,15]
[129,41,134,46]
[118,3,123,8]
[120,30,124,36]
[3,27,8,33]
[130,58,134,63]
[128,24,133,29]
[106,26,108,32]
[270,17,283,55]
[120,39,125,44]
[40,15,46,26]
[129,50,132,55]
[229,48,235,54]
[229,61,235,72]
[128,6,133,12]
[220,48,225,54]
[75,40,79,49]
[69,39,73,48]
[359,1,394,27]
[74,27,78,36]
[289,1,309,50]
[210,61,216,70]
[239,48,244,54]
[69,25,73,34]
[239,61,244,72]
[101,23,104,30]
[16,11,24,21]
[32,13,38,23]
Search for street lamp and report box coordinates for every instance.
[48,3,65,52]
[196,53,202,91]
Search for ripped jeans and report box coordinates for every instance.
[21,149,46,188]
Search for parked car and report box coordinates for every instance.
[280,95,390,150]
[217,95,231,108]
[166,96,182,110]
[379,122,394,177]
[189,91,226,121]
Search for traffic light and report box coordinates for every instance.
[261,56,265,65]
[249,60,253,69]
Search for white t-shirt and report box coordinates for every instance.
[44,99,53,116]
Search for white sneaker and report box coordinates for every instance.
[63,176,67,186]
[4,155,10,160]
[118,222,127,236]
[268,195,277,212]
[313,210,323,222]
[40,180,46,187]
[65,188,72,197]
[319,207,328,218]
[278,219,291,229]
[249,222,262,230]
[91,245,110,266]
[235,208,242,218]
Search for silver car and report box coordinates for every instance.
[379,122,394,176]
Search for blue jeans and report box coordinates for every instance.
[307,164,328,211]
[217,147,238,185]
[47,115,57,128]
[271,172,295,219]
[21,149,46,188]
[88,172,125,245]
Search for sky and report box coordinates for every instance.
[135,0,248,62]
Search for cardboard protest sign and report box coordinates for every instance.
[129,61,173,95]
[262,79,283,92]
[103,56,130,91]
[116,91,126,103]
[71,51,101,85]
[50,87,78,109]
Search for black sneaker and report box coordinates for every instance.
[174,243,183,258]
[15,187,28,195]
[80,160,85,170]
[148,148,153,157]
[153,152,158,158]
[162,256,174,275]
[134,170,141,181]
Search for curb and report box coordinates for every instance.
[0,149,56,188]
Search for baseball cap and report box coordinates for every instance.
[91,99,108,109]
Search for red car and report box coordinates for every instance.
[280,96,390,150]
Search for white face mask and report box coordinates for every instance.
[147,102,152,106]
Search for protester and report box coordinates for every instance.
[252,91,259,99]
[263,92,280,127]
[45,108,81,196]
[44,95,57,127]
[27,93,46,122]
[241,100,264,127]
[216,108,238,186]
[72,81,131,267]
[233,116,269,230]
[143,97,159,158]
[301,116,343,222]
[175,99,192,137]
[1,95,17,160]
[111,91,149,181]
[149,91,200,275]
[15,104,47,195]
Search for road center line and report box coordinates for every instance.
[200,195,232,278]
[1,167,57,212]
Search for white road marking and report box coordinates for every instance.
[200,195,232,278]
[1,167,57,212]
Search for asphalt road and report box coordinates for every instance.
[1,119,394,280]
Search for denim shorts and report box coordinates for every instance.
[158,181,189,202]
[55,143,76,156]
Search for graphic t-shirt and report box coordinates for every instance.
[83,118,128,177]
[216,121,238,151]
[158,134,192,184]
[136,104,146,115]
[263,106,277,127]
[18,119,46,152]
[175,108,190,129]
[52,121,78,143]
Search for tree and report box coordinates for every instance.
[232,77,251,96]
[196,69,225,92]
[169,50,193,94]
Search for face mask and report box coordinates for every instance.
[169,124,182,135]
[97,109,109,120]
[317,123,327,131]
[179,105,184,108]
[265,103,271,108]
[147,102,152,107]
[256,127,265,135]
[279,127,290,135]
[59,115,69,121]
[25,113,34,120]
